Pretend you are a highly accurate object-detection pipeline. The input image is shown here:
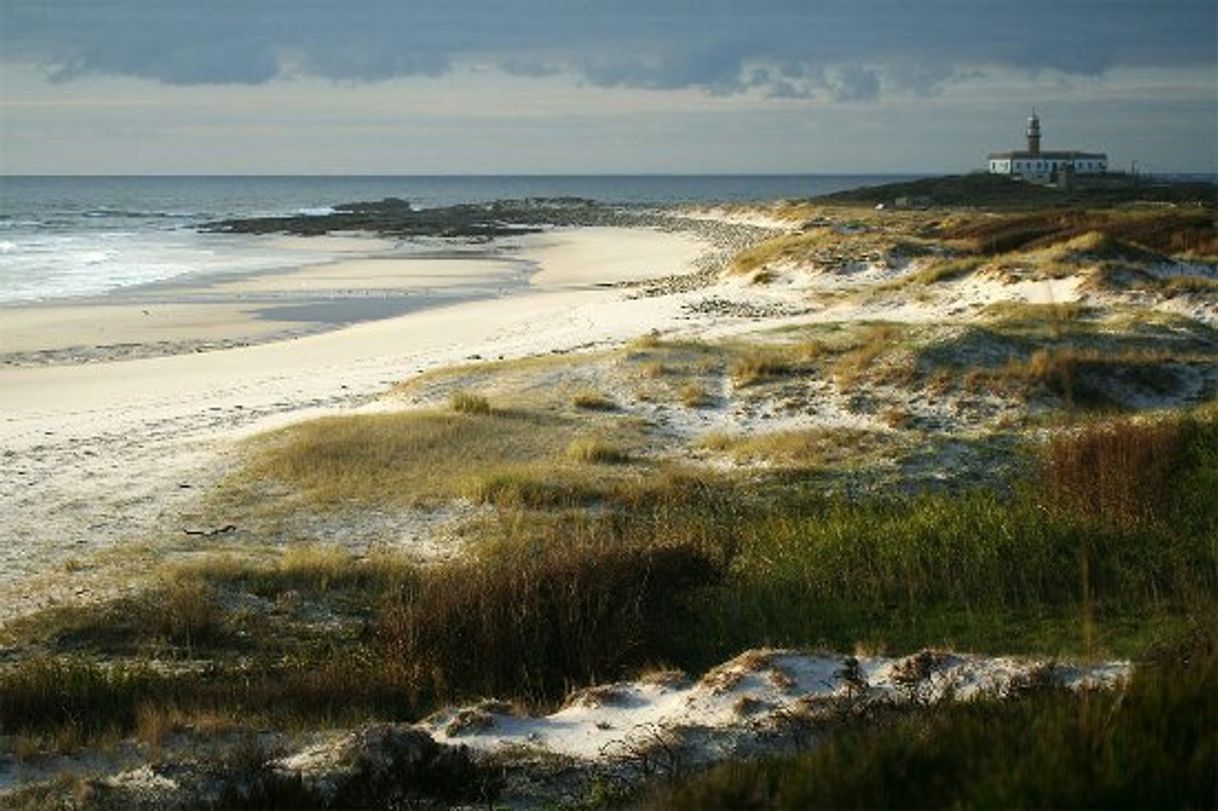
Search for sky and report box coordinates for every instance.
[1,0,1215,174]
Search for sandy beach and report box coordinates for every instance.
[0,225,711,616]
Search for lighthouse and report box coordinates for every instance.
[1026,111,1041,157]
[987,112,1107,181]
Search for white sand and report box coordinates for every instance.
[0,226,709,616]
[525,226,707,289]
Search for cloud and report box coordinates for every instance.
[2,0,1214,100]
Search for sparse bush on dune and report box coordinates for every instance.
[571,390,617,411]
[566,436,631,465]
[449,390,491,415]
[679,382,714,408]
[730,351,793,387]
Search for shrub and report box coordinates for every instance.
[377,542,723,703]
[449,391,491,415]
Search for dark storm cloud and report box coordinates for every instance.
[3,0,1214,96]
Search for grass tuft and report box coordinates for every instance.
[571,391,618,411]
[567,437,632,465]
[730,352,793,387]
[449,391,491,415]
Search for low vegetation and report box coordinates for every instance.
[700,427,895,469]
[660,639,1217,809]
[6,416,1214,756]
[571,390,617,411]
[449,390,491,415]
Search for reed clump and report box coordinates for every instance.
[1041,416,1198,530]
[378,540,722,703]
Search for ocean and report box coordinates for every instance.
[0,175,914,304]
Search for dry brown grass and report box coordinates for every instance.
[237,410,576,506]
[640,361,670,379]
[679,382,715,409]
[567,437,631,465]
[1041,417,1197,530]
[700,428,893,469]
[730,352,794,387]
[135,703,179,758]
[571,391,618,411]
[832,324,902,389]
[631,332,663,350]
[449,391,492,415]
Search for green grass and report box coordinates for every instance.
[657,638,1217,809]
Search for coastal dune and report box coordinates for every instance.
[0,225,709,616]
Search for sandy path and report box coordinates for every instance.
[0,227,706,618]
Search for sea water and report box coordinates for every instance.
[0,175,914,304]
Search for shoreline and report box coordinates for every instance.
[0,222,739,368]
[0,223,722,617]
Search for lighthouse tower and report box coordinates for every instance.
[987,112,1107,179]
[1026,111,1041,157]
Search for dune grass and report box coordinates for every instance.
[449,390,491,415]
[831,323,904,389]
[730,231,833,275]
[908,256,984,285]
[679,382,715,408]
[997,346,1181,407]
[699,428,895,469]
[729,352,794,387]
[232,407,650,508]
[4,415,1214,774]
[571,390,618,411]
[567,436,632,464]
